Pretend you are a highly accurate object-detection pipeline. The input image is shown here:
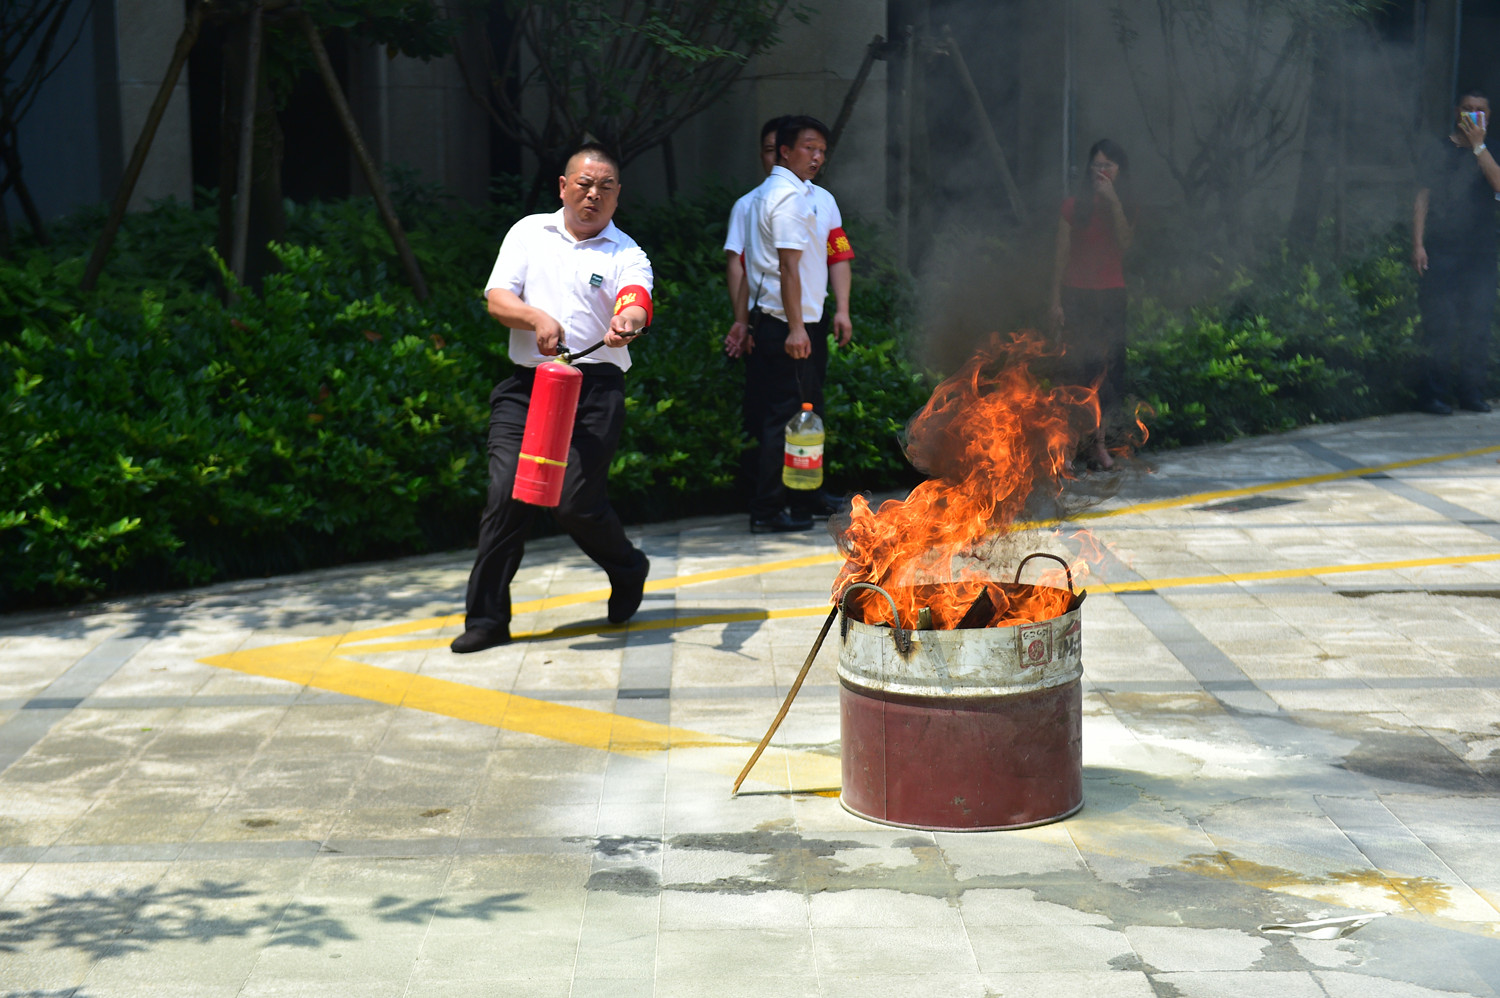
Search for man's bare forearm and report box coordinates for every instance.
[779,255,805,331]
[725,251,745,312]
[830,259,851,316]
[733,273,751,325]
[487,289,550,330]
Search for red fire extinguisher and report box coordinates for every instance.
[512,360,582,507]
[511,324,646,507]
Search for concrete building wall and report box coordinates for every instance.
[113,0,193,209]
[5,0,107,225]
[625,0,889,218]
[1052,0,1427,238]
[347,40,489,206]
[14,0,1454,240]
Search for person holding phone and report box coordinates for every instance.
[1412,89,1500,414]
[1050,139,1133,469]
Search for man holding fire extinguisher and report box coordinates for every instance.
[452,143,653,655]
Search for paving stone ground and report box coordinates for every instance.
[2,409,1500,997]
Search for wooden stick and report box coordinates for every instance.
[228,1,263,285]
[297,12,429,301]
[827,34,885,160]
[942,26,1026,226]
[81,0,208,290]
[731,606,838,796]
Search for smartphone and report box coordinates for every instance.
[1464,110,1488,130]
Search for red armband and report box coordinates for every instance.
[826,226,855,264]
[613,284,652,325]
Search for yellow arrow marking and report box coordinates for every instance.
[199,442,1499,789]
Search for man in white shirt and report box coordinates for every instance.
[453,143,654,654]
[731,115,855,532]
[723,115,787,345]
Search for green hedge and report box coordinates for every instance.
[1126,232,1438,448]
[4,189,1475,609]
[0,189,930,608]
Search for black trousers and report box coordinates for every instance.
[1060,286,1128,419]
[463,365,644,632]
[1418,250,1496,403]
[743,311,827,519]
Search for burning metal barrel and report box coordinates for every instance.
[837,554,1084,831]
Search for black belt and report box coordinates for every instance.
[515,362,624,380]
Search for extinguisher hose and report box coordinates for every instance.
[558,327,647,365]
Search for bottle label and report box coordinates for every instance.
[785,443,823,470]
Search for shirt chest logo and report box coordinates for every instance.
[589,273,604,288]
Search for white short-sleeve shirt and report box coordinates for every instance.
[808,184,844,254]
[724,190,754,256]
[483,209,654,372]
[743,166,827,323]
[728,182,843,258]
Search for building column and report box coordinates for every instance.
[108,0,194,209]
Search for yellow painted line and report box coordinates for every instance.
[200,612,842,790]
[326,552,845,648]
[1092,550,1500,593]
[194,442,1498,788]
[318,442,1500,651]
[339,551,1500,654]
[691,442,1500,562]
[203,642,736,752]
[1061,442,1500,526]
[343,605,832,654]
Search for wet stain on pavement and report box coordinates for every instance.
[1180,852,1452,915]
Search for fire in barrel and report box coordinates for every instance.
[833,332,1102,831]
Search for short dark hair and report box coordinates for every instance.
[775,115,830,162]
[1073,138,1130,230]
[1458,88,1489,105]
[564,142,620,175]
[760,116,790,141]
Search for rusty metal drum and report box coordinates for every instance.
[837,555,1084,831]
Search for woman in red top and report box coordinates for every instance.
[1050,139,1132,470]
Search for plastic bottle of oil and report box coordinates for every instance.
[782,402,824,490]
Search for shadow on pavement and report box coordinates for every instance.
[0,881,526,960]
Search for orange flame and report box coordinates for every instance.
[835,331,1100,628]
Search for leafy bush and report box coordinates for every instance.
[1126,231,1434,448]
[0,188,929,607]
[9,188,1455,608]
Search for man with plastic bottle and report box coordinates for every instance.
[732,115,855,533]
[450,143,653,655]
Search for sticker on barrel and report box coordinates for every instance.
[1019,624,1052,668]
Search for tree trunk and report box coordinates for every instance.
[215,13,283,290]
[243,71,285,289]
[1,128,50,245]
[0,176,12,256]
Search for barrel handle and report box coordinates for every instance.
[1014,552,1074,594]
[838,582,913,655]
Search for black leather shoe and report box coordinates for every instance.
[750,510,814,533]
[607,553,650,624]
[451,627,511,654]
[1416,397,1453,415]
[1458,397,1493,413]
